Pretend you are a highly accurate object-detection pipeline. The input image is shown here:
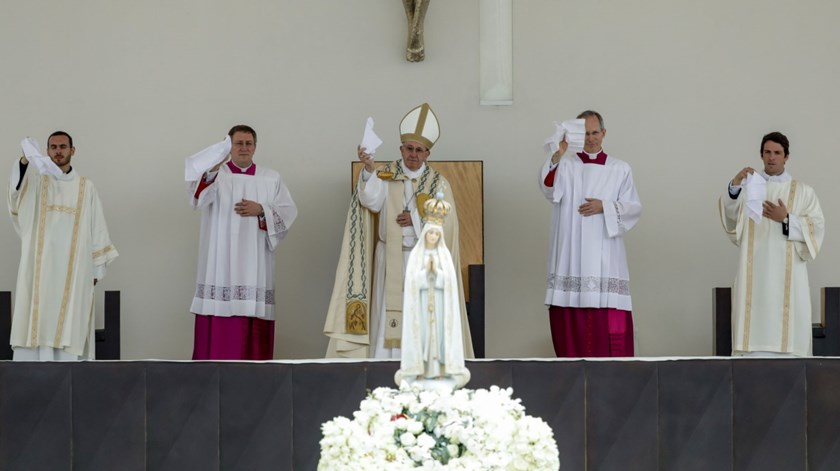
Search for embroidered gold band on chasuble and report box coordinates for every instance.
[742,180,798,352]
[30,175,87,346]
[781,180,797,352]
[382,161,442,349]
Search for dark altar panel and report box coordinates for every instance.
[0,362,72,471]
[73,363,145,471]
[219,363,294,471]
[587,361,659,470]
[659,360,732,470]
[512,361,585,471]
[292,362,368,470]
[2,359,840,471]
[146,363,221,471]
[733,360,806,471]
[806,359,840,471]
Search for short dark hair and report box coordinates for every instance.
[576,110,605,130]
[761,131,789,156]
[48,131,73,148]
[228,125,257,145]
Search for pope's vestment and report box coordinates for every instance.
[720,172,824,356]
[189,160,297,360]
[7,161,118,359]
[539,151,641,356]
[324,160,473,359]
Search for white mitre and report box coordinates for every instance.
[400,103,440,149]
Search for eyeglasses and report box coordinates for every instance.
[403,145,428,154]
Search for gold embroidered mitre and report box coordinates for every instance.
[423,191,451,226]
[400,103,440,149]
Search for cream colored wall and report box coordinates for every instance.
[1,1,838,359]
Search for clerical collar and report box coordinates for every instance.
[54,166,74,181]
[402,162,426,179]
[576,150,608,165]
[226,160,256,175]
[759,170,791,182]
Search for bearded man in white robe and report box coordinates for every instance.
[720,131,824,357]
[8,131,118,361]
[539,110,642,357]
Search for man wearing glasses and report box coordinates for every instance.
[324,103,473,360]
[539,110,642,357]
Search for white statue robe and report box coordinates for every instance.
[189,163,297,320]
[538,151,642,310]
[7,161,118,358]
[396,226,470,389]
[720,172,824,356]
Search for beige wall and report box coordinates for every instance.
[1,1,838,359]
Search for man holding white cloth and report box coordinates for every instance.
[187,125,297,360]
[721,131,824,357]
[8,131,118,360]
[539,110,642,357]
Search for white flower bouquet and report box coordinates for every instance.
[318,384,560,470]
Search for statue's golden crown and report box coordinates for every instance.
[423,191,451,226]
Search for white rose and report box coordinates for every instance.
[416,433,437,450]
[407,420,424,435]
[399,432,416,447]
[447,444,460,458]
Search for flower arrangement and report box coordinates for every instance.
[318,384,560,470]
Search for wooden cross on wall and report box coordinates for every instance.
[403,0,430,62]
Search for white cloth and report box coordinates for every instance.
[720,173,824,357]
[7,161,118,358]
[189,163,297,320]
[743,172,767,223]
[543,119,586,156]
[396,224,470,389]
[538,152,642,310]
[184,136,231,181]
[360,117,383,155]
[20,137,63,178]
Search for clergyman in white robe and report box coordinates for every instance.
[539,149,642,357]
[8,155,117,360]
[189,159,297,360]
[720,171,824,357]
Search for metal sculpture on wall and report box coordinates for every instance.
[403,0,430,62]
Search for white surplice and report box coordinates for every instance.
[720,172,824,356]
[189,163,297,320]
[7,161,118,358]
[538,152,642,310]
